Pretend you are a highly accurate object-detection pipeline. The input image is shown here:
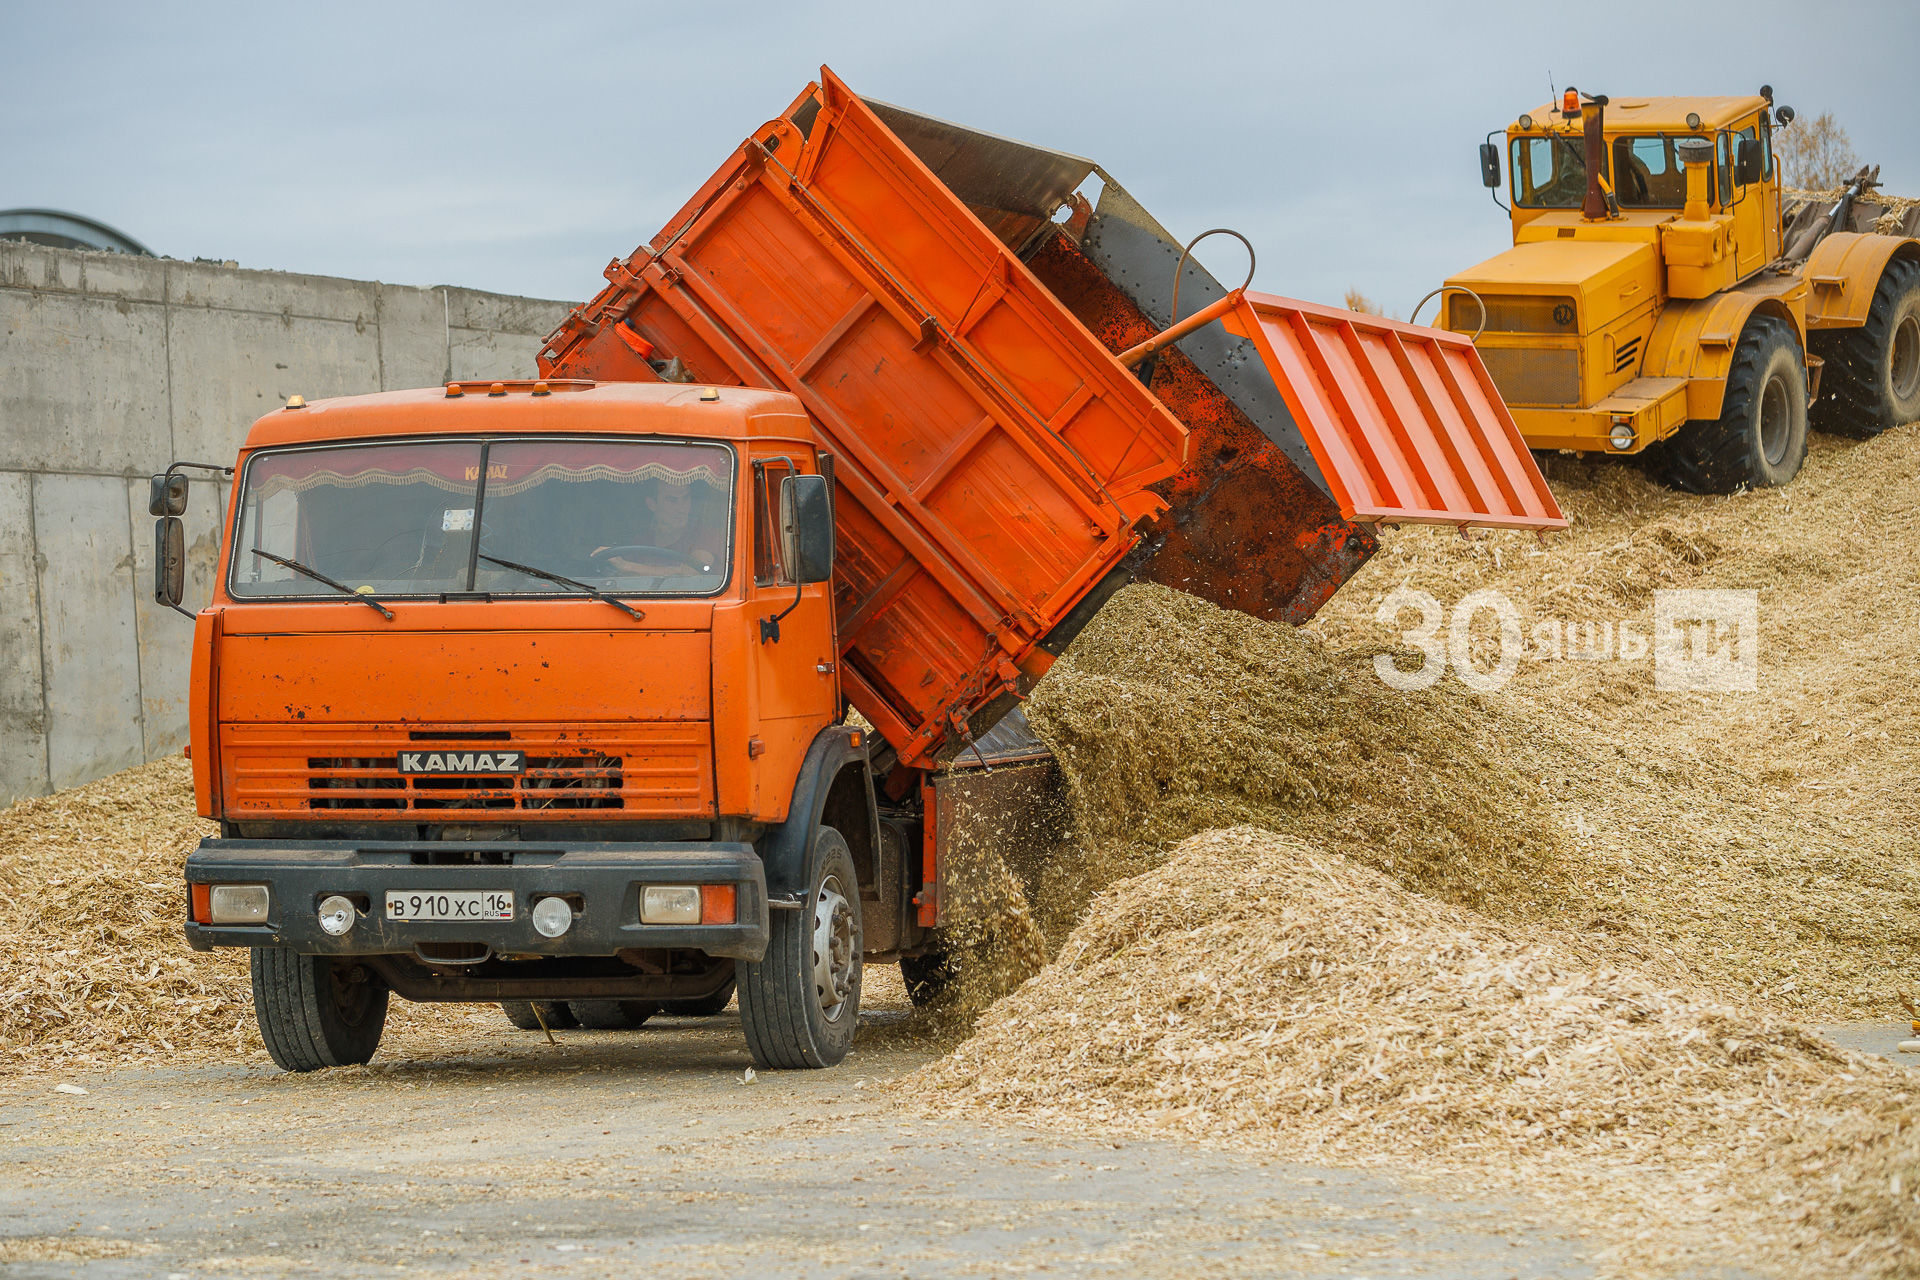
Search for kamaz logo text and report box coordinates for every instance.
[397,751,525,775]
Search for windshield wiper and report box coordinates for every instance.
[475,553,645,621]
[249,548,394,619]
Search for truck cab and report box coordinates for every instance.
[166,378,897,1071]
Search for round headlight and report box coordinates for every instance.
[1518,113,1533,130]
[1685,112,1702,130]
[317,894,356,937]
[1609,423,1636,451]
[531,896,573,938]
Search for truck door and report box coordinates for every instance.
[745,453,839,800]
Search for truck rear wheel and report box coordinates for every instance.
[1811,256,1920,437]
[568,1000,659,1030]
[1648,315,1807,493]
[740,825,862,1069]
[899,942,956,1007]
[251,947,389,1072]
[500,1000,578,1031]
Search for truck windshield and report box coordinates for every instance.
[1510,134,1590,209]
[230,437,735,601]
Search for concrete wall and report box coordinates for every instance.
[0,240,576,800]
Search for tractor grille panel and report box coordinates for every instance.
[1613,336,1642,373]
[1453,293,1577,334]
[1479,347,1581,407]
[223,724,713,819]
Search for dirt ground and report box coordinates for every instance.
[2,991,1641,1280]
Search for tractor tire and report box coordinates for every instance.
[251,947,389,1072]
[568,1000,659,1030]
[500,1000,578,1031]
[739,826,862,1069]
[899,941,957,1008]
[1647,315,1807,493]
[662,975,737,1018]
[1810,255,1920,437]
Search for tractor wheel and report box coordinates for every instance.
[662,975,737,1018]
[568,1000,659,1030]
[251,947,389,1072]
[739,826,862,1069]
[500,1000,578,1031]
[1647,315,1807,493]
[1811,255,1920,437]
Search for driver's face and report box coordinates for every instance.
[647,483,692,537]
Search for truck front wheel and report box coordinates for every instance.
[740,826,862,1069]
[569,1000,658,1030]
[500,1000,579,1031]
[1648,315,1807,493]
[251,947,389,1072]
[1812,256,1920,437]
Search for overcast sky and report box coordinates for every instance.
[9,0,1917,318]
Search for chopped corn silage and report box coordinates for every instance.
[913,828,1919,1279]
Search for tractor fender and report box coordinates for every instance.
[1643,288,1804,422]
[1802,232,1920,329]
[755,724,880,901]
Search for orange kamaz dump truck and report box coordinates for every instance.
[161,68,1562,1072]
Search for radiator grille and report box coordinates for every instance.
[224,724,712,819]
[305,754,625,811]
[1478,347,1581,407]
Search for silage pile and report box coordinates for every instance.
[0,759,245,1072]
[917,827,1919,1278]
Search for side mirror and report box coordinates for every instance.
[778,473,833,585]
[149,473,187,517]
[1479,142,1502,189]
[1736,137,1763,185]
[155,517,186,608]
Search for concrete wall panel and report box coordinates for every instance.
[0,290,171,473]
[166,306,384,467]
[0,240,167,303]
[0,473,50,802]
[34,473,144,791]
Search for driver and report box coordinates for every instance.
[599,479,719,575]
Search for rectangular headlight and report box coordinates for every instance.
[208,884,269,924]
[640,886,701,925]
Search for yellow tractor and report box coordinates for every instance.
[1439,87,1920,492]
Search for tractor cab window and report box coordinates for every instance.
[1611,134,1728,208]
[1511,135,1589,208]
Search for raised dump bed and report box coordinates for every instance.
[540,67,1564,769]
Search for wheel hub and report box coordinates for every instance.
[1891,312,1920,403]
[1759,372,1791,466]
[810,874,855,1020]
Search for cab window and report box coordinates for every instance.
[752,458,796,587]
[1511,135,1588,209]
[1611,136,1689,206]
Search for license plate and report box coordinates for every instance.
[385,890,514,922]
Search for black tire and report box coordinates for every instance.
[251,947,389,1072]
[568,1000,659,1030]
[899,941,957,1008]
[740,826,863,1069]
[1810,255,1920,437]
[662,976,737,1018]
[1647,315,1807,493]
[499,1000,578,1031]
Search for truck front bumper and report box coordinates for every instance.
[184,839,769,961]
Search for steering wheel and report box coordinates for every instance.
[590,545,701,573]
